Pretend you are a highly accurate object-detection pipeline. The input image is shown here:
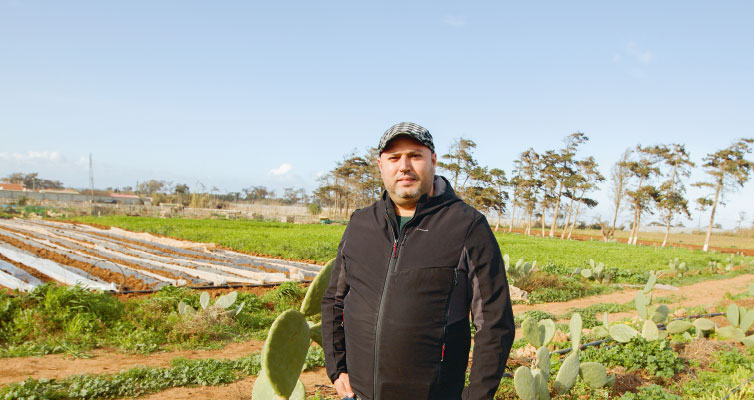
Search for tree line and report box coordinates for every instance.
[313,136,754,251]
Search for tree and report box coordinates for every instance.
[488,168,509,230]
[625,145,663,245]
[608,148,632,239]
[693,138,754,251]
[514,149,542,235]
[563,157,605,239]
[437,138,478,190]
[4,172,63,190]
[548,132,588,237]
[137,179,165,196]
[655,144,695,247]
[243,186,274,202]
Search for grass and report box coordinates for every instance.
[0,282,309,358]
[68,216,344,263]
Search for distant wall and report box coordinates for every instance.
[0,190,145,205]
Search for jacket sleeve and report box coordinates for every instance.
[462,214,515,400]
[321,224,350,383]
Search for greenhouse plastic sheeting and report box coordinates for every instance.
[0,245,117,291]
[0,268,36,292]
[0,259,43,287]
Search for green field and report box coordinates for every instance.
[70,215,753,274]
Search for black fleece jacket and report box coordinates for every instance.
[321,176,515,400]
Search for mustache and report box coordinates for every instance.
[396,173,418,181]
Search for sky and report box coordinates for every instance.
[1,1,753,229]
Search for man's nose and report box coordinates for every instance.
[398,156,412,171]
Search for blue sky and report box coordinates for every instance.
[1,1,753,228]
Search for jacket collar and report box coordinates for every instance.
[382,175,459,228]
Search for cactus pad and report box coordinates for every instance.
[727,303,740,327]
[609,324,638,343]
[641,319,659,341]
[215,291,238,309]
[536,346,550,377]
[693,318,715,331]
[666,320,693,334]
[742,335,754,348]
[650,305,670,324]
[580,269,593,279]
[200,292,210,309]
[554,350,580,394]
[592,326,609,338]
[643,273,656,294]
[579,362,609,388]
[252,371,305,400]
[262,309,311,398]
[523,317,556,348]
[570,313,583,350]
[513,366,537,400]
[300,258,335,317]
[718,326,745,341]
[532,368,550,400]
[308,321,322,347]
[741,309,754,332]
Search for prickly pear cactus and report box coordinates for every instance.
[262,309,311,398]
[215,291,238,309]
[200,292,210,309]
[579,362,612,388]
[513,366,537,400]
[299,258,335,317]
[307,321,322,347]
[609,324,638,343]
[522,317,555,348]
[252,371,305,400]
[641,319,659,341]
[531,369,550,400]
[569,313,582,350]
[554,350,579,394]
[666,320,693,334]
[535,346,550,377]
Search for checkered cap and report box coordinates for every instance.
[377,122,435,154]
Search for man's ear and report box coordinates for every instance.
[431,152,437,167]
[377,157,383,173]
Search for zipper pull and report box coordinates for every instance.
[441,344,446,361]
[392,239,398,258]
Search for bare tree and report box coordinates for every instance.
[693,138,754,251]
[608,148,632,239]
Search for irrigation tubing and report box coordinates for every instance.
[111,280,314,295]
[722,375,754,400]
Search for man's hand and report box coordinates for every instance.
[334,372,355,399]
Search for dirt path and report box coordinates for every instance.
[512,272,754,316]
[0,340,264,386]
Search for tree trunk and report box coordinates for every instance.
[568,202,582,239]
[549,182,563,237]
[662,213,672,247]
[628,205,640,245]
[509,204,516,233]
[610,192,622,240]
[495,212,501,231]
[526,210,532,235]
[633,212,642,245]
[703,183,722,252]
[540,203,547,237]
[560,197,575,239]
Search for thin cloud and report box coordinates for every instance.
[0,151,64,162]
[613,41,653,78]
[443,15,467,28]
[268,163,293,176]
[626,41,653,65]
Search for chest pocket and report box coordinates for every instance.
[396,227,464,271]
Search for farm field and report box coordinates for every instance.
[3,216,754,399]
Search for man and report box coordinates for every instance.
[322,122,515,400]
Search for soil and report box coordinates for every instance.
[0,233,153,291]
[3,273,753,398]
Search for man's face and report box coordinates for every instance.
[377,136,437,209]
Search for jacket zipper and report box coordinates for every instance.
[374,214,399,399]
[375,211,416,399]
[438,269,458,380]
